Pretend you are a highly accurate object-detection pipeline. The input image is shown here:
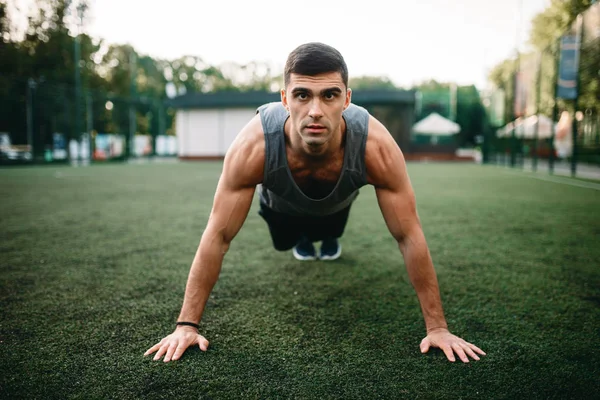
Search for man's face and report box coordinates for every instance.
[281,72,351,149]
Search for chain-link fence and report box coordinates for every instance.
[0,76,176,165]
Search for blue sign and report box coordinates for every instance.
[556,35,581,100]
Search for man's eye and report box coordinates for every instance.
[297,93,308,100]
[324,92,337,99]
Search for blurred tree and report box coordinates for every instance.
[413,80,453,120]
[489,0,598,122]
[95,44,140,135]
[349,75,398,90]
[162,57,281,94]
[488,58,518,122]
[217,60,280,92]
[529,0,593,50]
[529,0,597,114]
[0,1,28,141]
[414,79,449,91]
[455,85,486,146]
[0,0,103,150]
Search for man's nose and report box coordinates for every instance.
[308,99,323,119]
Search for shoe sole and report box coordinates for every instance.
[319,244,342,261]
[292,247,317,261]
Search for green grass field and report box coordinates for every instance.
[1,161,599,400]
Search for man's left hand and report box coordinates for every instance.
[420,328,486,363]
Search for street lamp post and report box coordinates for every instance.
[128,51,137,160]
[73,2,84,163]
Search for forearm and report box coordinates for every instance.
[177,230,228,324]
[398,231,448,332]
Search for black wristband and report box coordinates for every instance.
[176,321,200,330]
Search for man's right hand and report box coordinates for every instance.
[144,327,209,362]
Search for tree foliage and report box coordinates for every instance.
[0,0,282,148]
[349,75,397,91]
[529,0,594,50]
[488,0,599,122]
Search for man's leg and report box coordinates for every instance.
[258,201,351,261]
[258,201,302,251]
[258,202,318,260]
[305,205,352,260]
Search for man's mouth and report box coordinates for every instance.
[306,124,326,132]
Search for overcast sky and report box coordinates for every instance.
[11,0,550,89]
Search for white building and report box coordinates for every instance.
[169,91,278,160]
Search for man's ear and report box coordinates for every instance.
[281,89,289,111]
[344,88,352,110]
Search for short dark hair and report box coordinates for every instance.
[284,42,349,88]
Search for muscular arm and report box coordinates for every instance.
[179,150,255,323]
[365,116,485,362]
[145,115,265,362]
[365,118,446,331]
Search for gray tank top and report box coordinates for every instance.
[256,102,369,216]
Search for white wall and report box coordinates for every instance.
[176,108,257,158]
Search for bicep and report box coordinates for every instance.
[375,185,419,243]
[203,115,264,245]
[206,179,256,244]
[366,118,421,243]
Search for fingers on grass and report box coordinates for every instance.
[163,343,178,363]
[462,344,481,361]
[452,343,469,363]
[153,344,169,361]
[144,343,160,356]
[441,345,456,362]
[468,343,486,356]
[420,338,431,353]
[199,336,209,351]
[172,343,187,361]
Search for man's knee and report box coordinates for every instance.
[272,238,297,252]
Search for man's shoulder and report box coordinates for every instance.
[344,102,369,116]
[237,113,266,146]
[256,101,286,115]
[347,102,369,112]
[256,102,288,135]
[364,114,396,149]
[363,113,407,187]
[224,115,265,187]
[343,103,371,131]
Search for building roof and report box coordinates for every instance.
[167,89,416,109]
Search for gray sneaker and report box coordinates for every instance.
[319,237,342,260]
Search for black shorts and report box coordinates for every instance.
[258,201,351,251]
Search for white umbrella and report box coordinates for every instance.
[413,112,461,136]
